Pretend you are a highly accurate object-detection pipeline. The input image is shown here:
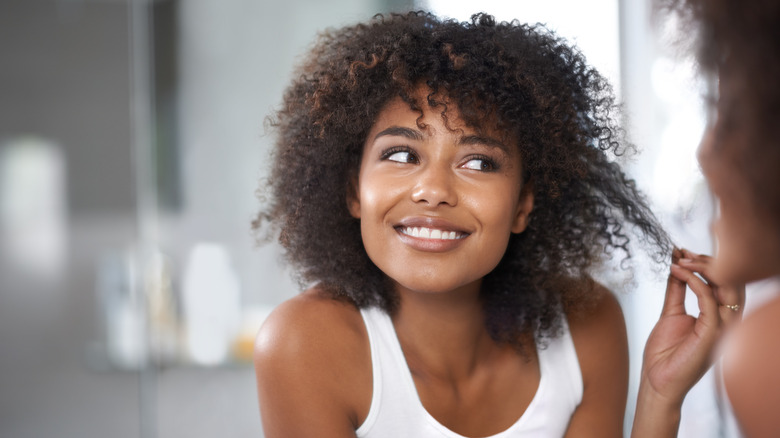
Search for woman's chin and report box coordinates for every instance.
[712,253,780,286]
[391,276,483,296]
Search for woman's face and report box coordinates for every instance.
[348,91,533,295]
[698,100,780,285]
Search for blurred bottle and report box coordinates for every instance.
[96,249,146,369]
[0,136,67,277]
[181,243,241,366]
[145,250,181,364]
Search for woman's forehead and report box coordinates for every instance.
[374,90,517,147]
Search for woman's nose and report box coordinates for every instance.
[410,164,457,207]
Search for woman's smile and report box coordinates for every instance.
[395,216,469,248]
[394,217,470,252]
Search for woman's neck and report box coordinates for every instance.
[391,281,502,382]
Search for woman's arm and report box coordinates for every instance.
[254,290,372,438]
[565,286,629,437]
[631,250,744,438]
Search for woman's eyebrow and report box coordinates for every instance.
[458,134,510,152]
[373,126,424,142]
[372,127,510,153]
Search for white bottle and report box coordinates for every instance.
[181,243,241,366]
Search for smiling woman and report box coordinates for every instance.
[253,11,670,438]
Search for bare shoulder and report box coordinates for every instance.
[723,295,780,438]
[566,283,628,355]
[563,282,628,437]
[255,288,368,360]
[254,288,371,436]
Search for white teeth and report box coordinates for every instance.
[402,227,463,240]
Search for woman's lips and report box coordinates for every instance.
[393,218,470,252]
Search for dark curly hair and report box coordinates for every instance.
[660,0,780,227]
[255,11,671,345]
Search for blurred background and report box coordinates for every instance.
[0,0,762,436]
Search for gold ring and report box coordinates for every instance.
[721,304,741,312]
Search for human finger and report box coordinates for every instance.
[681,248,713,263]
[677,249,719,284]
[677,250,742,301]
[676,258,744,325]
[716,283,745,324]
[672,247,683,264]
[661,248,687,317]
[677,250,744,324]
[677,259,715,284]
[669,264,720,330]
[662,264,690,317]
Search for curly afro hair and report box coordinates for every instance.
[255,11,671,345]
[660,0,780,227]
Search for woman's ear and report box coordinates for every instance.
[511,181,534,234]
[346,176,361,219]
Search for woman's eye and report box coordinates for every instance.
[461,158,495,171]
[386,151,417,164]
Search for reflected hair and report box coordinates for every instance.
[659,0,780,223]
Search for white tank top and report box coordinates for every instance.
[356,306,583,438]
